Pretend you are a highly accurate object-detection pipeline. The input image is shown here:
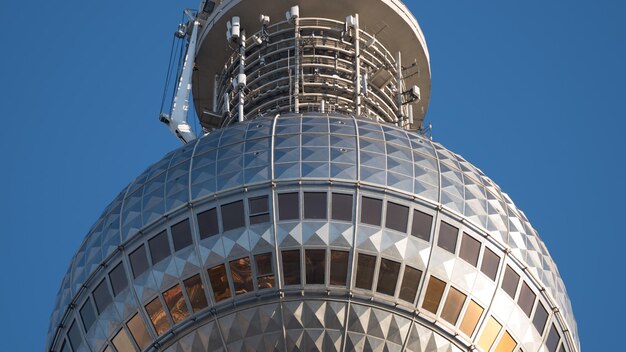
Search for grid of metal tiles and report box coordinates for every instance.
[48,113,578,352]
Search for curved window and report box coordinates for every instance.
[361,197,382,226]
[230,257,254,294]
[93,279,112,314]
[355,253,376,290]
[221,200,245,231]
[255,253,275,289]
[459,233,481,267]
[437,221,458,253]
[126,313,150,350]
[330,250,349,286]
[459,299,484,337]
[278,193,300,220]
[163,285,189,323]
[480,247,500,281]
[331,193,353,221]
[197,208,219,239]
[249,196,270,224]
[66,320,82,351]
[304,192,327,219]
[399,266,422,303]
[441,287,466,325]
[112,328,134,352]
[411,209,432,241]
[282,250,301,285]
[305,249,326,284]
[148,231,171,265]
[422,276,446,314]
[109,262,128,295]
[208,264,231,302]
[79,298,96,332]
[477,316,502,352]
[171,218,193,251]
[129,245,149,279]
[376,258,401,296]
[518,282,536,317]
[145,297,170,335]
[501,265,520,299]
[385,202,409,233]
[533,302,549,334]
[184,275,209,312]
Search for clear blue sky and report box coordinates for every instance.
[0,0,623,350]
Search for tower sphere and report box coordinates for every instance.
[47,1,578,352]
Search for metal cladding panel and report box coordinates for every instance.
[48,114,578,352]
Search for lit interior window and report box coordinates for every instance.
[331,193,353,222]
[207,264,232,302]
[254,252,275,289]
[278,193,300,220]
[197,207,219,239]
[230,257,254,294]
[109,262,128,296]
[129,245,149,279]
[171,218,193,251]
[329,250,349,286]
[112,328,134,352]
[437,221,458,253]
[533,302,549,334]
[183,274,209,313]
[361,196,382,226]
[148,230,171,265]
[422,276,446,314]
[79,298,97,332]
[399,265,422,303]
[304,192,327,219]
[385,202,409,233]
[459,299,484,337]
[376,258,401,296]
[221,200,245,231]
[517,282,536,317]
[145,297,171,335]
[480,247,500,281]
[546,324,561,352]
[355,253,376,290]
[92,279,112,314]
[163,284,190,324]
[411,209,432,241]
[126,313,151,350]
[249,196,270,224]
[501,265,520,299]
[477,316,502,352]
[441,287,467,325]
[305,249,326,284]
[493,330,517,352]
[282,250,301,285]
[66,320,82,351]
[459,233,481,267]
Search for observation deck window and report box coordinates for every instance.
[441,287,466,325]
[163,284,189,324]
[278,193,300,220]
[282,250,301,285]
[355,253,376,290]
[422,276,446,314]
[229,257,254,294]
[477,316,502,352]
[411,209,432,241]
[385,202,409,233]
[330,250,349,286]
[399,265,423,303]
[148,230,171,265]
[459,299,484,337]
[305,249,326,284]
[93,279,112,314]
[518,282,536,317]
[546,324,561,352]
[112,328,134,352]
[67,321,82,351]
[249,196,270,224]
[197,207,219,239]
[459,233,481,267]
[171,218,193,251]
[79,298,96,332]
[109,262,128,295]
[126,313,150,349]
[255,252,275,289]
[533,302,549,334]
[183,274,209,312]
[129,245,149,279]
[494,331,517,352]
[207,264,231,302]
[376,258,401,296]
[501,265,520,299]
[145,297,170,335]
[361,197,382,226]
[437,221,459,253]
[304,192,327,219]
[221,200,245,231]
[331,193,353,222]
[480,247,500,281]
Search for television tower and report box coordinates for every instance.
[47,1,579,352]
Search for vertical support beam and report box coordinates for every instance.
[293,16,300,113]
[396,51,403,125]
[213,74,219,113]
[354,14,362,116]
[238,32,246,122]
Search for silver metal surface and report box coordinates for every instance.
[47,114,579,352]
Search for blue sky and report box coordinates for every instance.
[0,0,624,350]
